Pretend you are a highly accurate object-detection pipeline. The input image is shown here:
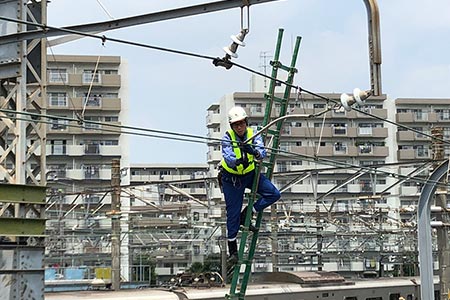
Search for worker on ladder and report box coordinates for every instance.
[219,106,281,264]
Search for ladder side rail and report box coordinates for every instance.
[265,35,302,180]
[227,28,302,300]
[228,28,286,299]
[239,209,263,298]
[241,35,302,290]
[262,28,285,128]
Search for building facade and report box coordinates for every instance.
[128,164,219,280]
[44,54,130,279]
[205,77,432,276]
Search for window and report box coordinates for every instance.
[193,245,200,255]
[416,146,429,157]
[277,161,287,172]
[84,165,100,179]
[50,140,66,155]
[83,70,100,83]
[103,140,119,146]
[193,212,200,221]
[291,160,302,166]
[100,69,118,75]
[360,179,373,192]
[50,118,68,131]
[358,123,375,135]
[360,160,384,167]
[315,141,326,147]
[249,103,262,114]
[435,109,450,121]
[83,116,101,130]
[332,123,347,135]
[412,127,427,138]
[83,94,101,107]
[48,92,67,107]
[104,116,119,122]
[334,142,347,153]
[48,164,66,179]
[84,195,100,204]
[389,293,400,300]
[359,143,373,154]
[282,125,291,134]
[413,109,426,120]
[279,142,290,152]
[48,68,67,83]
[313,103,325,109]
[102,93,119,98]
[85,143,100,154]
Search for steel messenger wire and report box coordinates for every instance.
[1,15,448,145]
[5,108,448,190]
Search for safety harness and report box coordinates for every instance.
[221,128,255,175]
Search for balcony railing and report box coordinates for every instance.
[82,73,101,84]
[333,127,347,135]
[83,96,101,107]
[48,72,68,83]
[84,167,100,179]
[51,145,66,155]
[84,144,100,155]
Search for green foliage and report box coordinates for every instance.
[203,253,221,273]
[189,262,204,274]
[188,254,222,275]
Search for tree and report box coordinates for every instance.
[189,262,204,274]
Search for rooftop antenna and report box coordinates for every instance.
[259,51,272,88]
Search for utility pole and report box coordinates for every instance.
[111,158,121,291]
[315,205,323,271]
[221,204,228,282]
[431,127,450,300]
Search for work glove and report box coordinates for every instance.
[242,144,261,159]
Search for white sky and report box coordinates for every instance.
[46,0,450,164]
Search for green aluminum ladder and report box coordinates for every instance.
[226,28,302,300]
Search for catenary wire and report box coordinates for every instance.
[3,108,448,188]
[1,16,448,146]
[1,18,448,188]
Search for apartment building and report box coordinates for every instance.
[44,55,130,278]
[128,164,220,279]
[395,98,450,227]
[206,77,417,276]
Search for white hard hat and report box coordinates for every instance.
[228,106,248,124]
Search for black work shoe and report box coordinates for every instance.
[240,206,258,233]
[248,223,258,233]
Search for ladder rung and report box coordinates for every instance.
[266,129,278,135]
[264,94,288,104]
[262,161,274,168]
[270,60,297,73]
[279,64,297,73]
[272,95,288,103]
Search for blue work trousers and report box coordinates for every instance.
[222,170,280,240]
